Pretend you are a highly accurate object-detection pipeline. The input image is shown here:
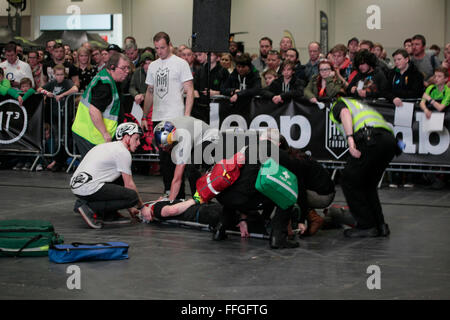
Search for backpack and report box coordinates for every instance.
[196,150,246,203]
[255,158,299,209]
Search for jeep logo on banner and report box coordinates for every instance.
[0,99,28,145]
[325,108,348,159]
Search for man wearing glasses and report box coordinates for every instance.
[27,51,42,89]
[72,53,132,158]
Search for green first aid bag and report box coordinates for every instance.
[0,220,64,257]
[255,158,298,209]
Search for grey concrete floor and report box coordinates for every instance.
[0,169,449,300]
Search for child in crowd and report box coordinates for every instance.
[419,67,450,189]
[7,77,36,105]
[37,64,78,172]
[262,69,278,87]
[0,72,38,170]
[0,68,11,96]
[420,67,450,118]
[264,61,304,104]
[37,64,78,103]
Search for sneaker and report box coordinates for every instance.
[13,162,24,171]
[102,212,131,225]
[389,183,399,188]
[36,164,44,171]
[21,162,32,171]
[78,204,103,229]
[402,183,414,188]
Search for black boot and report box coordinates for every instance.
[269,207,299,249]
[212,221,228,241]
[378,223,390,237]
[212,206,232,241]
[270,229,299,249]
[198,203,221,230]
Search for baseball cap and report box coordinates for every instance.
[139,52,155,64]
[107,44,122,53]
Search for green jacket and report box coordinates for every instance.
[7,88,36,102]
[304,74,344,100]
[0,79,11,96]
[71,69,120,145]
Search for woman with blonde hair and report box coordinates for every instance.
[76,47,97,92]
[220,52,235,74]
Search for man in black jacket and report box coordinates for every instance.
[213,130,300,249]
[262,61,304,104]
[347,50,388,100]
[221,53,261,104]
[193,52,229,123]
[385,49,424,106]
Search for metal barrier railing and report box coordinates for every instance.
[4,94,62,171]
[63,93,160,172]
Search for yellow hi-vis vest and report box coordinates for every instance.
[329,97,394,136]
[71,69,120,145]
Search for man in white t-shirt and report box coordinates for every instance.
[0,43,34,88]
[142,31,195,196]
[142,31,194,127]
[70,122,152,229]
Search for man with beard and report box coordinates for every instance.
[252,37,273,73]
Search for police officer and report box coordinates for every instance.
[330,97,400,238]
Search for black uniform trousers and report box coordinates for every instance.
[340,128,397,229]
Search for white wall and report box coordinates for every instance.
[446,0,450,45]
[230,0,319,63]
[0,1,31,16]
[29,0,123,40]
[332,0,447,57]
[22,0,450,60]
[127,0,193,48]
[30,0,123,15]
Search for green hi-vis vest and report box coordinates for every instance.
[329,97,394,136]
[71,69,120,145]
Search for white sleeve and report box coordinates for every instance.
[114,150,132,176]
[145,64,154,86]
[179,59,194,83]
[23,63,35,88]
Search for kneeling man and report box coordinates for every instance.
[70,122,152,229]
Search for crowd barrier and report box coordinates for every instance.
[1,93,450,175]
[209,95,450,174]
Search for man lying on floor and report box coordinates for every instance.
[139,197,262,238]
[139,198,221,231]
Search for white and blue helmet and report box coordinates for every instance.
[153,121,176,147]
[115,122,143,140]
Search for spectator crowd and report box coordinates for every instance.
[1,33,449,188]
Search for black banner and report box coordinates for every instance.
[209,98,450,166]
[0,94,44,153]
